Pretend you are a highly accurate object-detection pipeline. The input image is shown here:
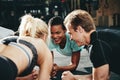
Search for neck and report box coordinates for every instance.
[86,30,95,45]
[59,36,66,49]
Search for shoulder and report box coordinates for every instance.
[18,37,45,48]
[98,29,120,37]
[97,29,120,45]
[19,37,49,54]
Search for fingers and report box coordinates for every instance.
[62,71,70,76]
[61,71,75,80]
[31,69,39,80]
[51,63,58,77]
[51,70,57,77]
[61,71,70,79]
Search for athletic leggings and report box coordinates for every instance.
[0,56,18,80]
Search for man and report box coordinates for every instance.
[61,9,120,80]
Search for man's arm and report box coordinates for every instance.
[61,64,109,80]
[93,64,109,80]
[61,71,92,80]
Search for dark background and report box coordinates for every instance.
[0,0,120,31]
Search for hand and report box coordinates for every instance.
[51,69,57,77]
[61,71,76,80]
[53,63,59,71]
[16,68,39,80]
[31,69,39,79]
[51,63,59,77]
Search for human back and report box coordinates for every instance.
[0,14,52,80]
[0,36,38,74]
[62,9,120,80]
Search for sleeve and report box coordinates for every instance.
[90,40,110,68]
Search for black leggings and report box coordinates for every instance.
[0,56,18,80]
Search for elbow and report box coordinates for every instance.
[93,64,109,80]
[95,74,109,80]
[70,64,78,71]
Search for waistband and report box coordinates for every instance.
[0,56,18,79]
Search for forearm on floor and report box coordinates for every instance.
[74,74,92,80]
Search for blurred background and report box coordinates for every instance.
[0,0,120,31]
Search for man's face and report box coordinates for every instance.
[66,23,85,46]
[50,25,66,44]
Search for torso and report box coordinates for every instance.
[0,36,40,75]
[90,29,120,75]
[1,42,33,74]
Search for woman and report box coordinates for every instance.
[47,16,92,80]
[0,14,53,80]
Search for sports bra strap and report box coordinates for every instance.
[1,36,38,76]
[18,39,38,64]
[18,39,38,76]
[1,36,18,45]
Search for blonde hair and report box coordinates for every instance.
[19,14,48,39]
[64,9,96,32]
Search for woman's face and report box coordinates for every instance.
[50,25,66,44]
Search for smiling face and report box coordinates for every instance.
[64,9,96,46]
[66,23,86,46]
[50,24,66,44]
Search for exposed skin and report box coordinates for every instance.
[51,25,66,45]
[61,23,109,80]
[0,14,53,80]
[16,69,39,80]
[50,24,80,77]
[0,36,53,80]
[62,71,92,80]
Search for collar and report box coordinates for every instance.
[90,31,98,44]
